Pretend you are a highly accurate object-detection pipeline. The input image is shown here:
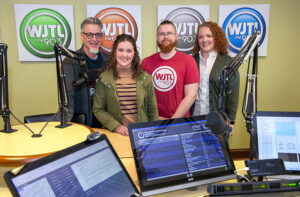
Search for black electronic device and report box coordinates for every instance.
[128,116,236,196]
[245,158,285,177]
[208,179,300,196]
[4,132,141,197]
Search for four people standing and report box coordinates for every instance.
[66,17,239,134]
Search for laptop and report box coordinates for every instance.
[4,132,141,197]
[254,111,300,179]
[128,116,236,196]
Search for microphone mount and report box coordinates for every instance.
[0,43,17,133]
[217,29,261,161]
[55,44,89,88]
[53,44,73,129]
[54,44,89,87]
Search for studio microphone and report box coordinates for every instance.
[59,44,75,58]
[54,43,80,60]
[206,112,235,170]
[205,111,232,140]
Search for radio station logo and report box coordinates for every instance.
[95,8,138,53]
[222,7,266,53]
[165,7,205,54]
[20,8,72,58]
[152,66,177,92]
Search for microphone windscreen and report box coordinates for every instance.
[205,111,226,135]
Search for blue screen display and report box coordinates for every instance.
[131,120,227,181]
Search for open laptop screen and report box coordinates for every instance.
[128,116,236,196]
[255,111,300,176]
[5,134,139,197]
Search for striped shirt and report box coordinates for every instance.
[116,73,137,127]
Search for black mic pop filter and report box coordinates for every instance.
[206,111,227,135]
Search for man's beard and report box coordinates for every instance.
[157,39,177,53]
[89,48,99,54]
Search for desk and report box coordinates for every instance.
[0,126,246,197]
[0,122,93,167]
[94,128,133,158]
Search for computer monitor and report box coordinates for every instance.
[128,116,236,196]
[4,133,140,197]
[254,111,300,179]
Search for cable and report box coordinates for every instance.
[234,167,250,182]
[10,111,35,135]
[37,112,58,136]
[10,111,57,137]
[224,66,238,95]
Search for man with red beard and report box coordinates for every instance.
[62,17,109,127]
[142,20,199,119]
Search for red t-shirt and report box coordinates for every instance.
[142,51,199,118]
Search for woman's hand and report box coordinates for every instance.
[114,125,129,136]
[159,116,168,120]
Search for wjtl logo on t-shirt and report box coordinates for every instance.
[152,66,177,92]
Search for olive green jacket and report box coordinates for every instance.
[191,54,240,121]
[93,69,159,131]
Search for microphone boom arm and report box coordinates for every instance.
[54,44,72,128]
[217,30,261,113]
[217,30,261,161]
[242,42,259,160]
[57,44,89,87]
[0,43,17,133]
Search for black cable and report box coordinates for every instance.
[10,110,58,137]
[37,112,58,136]
[224,66,238,95]
[10,111,35,135]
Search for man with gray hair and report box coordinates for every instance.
[63,17,108,127]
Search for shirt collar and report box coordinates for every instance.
[199,50,217,61]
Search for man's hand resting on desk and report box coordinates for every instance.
[114,125,129,136]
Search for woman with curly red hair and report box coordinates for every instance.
[191,21,240,130]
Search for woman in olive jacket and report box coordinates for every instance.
[93,34,158,136]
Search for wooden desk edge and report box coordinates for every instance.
[0,122,94,167]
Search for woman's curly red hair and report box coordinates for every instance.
[192,21,228,56]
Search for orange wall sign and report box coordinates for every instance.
[87,5,141,54]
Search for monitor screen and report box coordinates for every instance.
[255,111,300,175]
[8,136,138,197]
[128,116,236,196]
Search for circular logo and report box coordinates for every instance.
[165,7,205,54]
[152,66,177,92]
[138,132,144,139]
[222,7,266,53]
[95,8,138,53]
[20,8,72,58]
